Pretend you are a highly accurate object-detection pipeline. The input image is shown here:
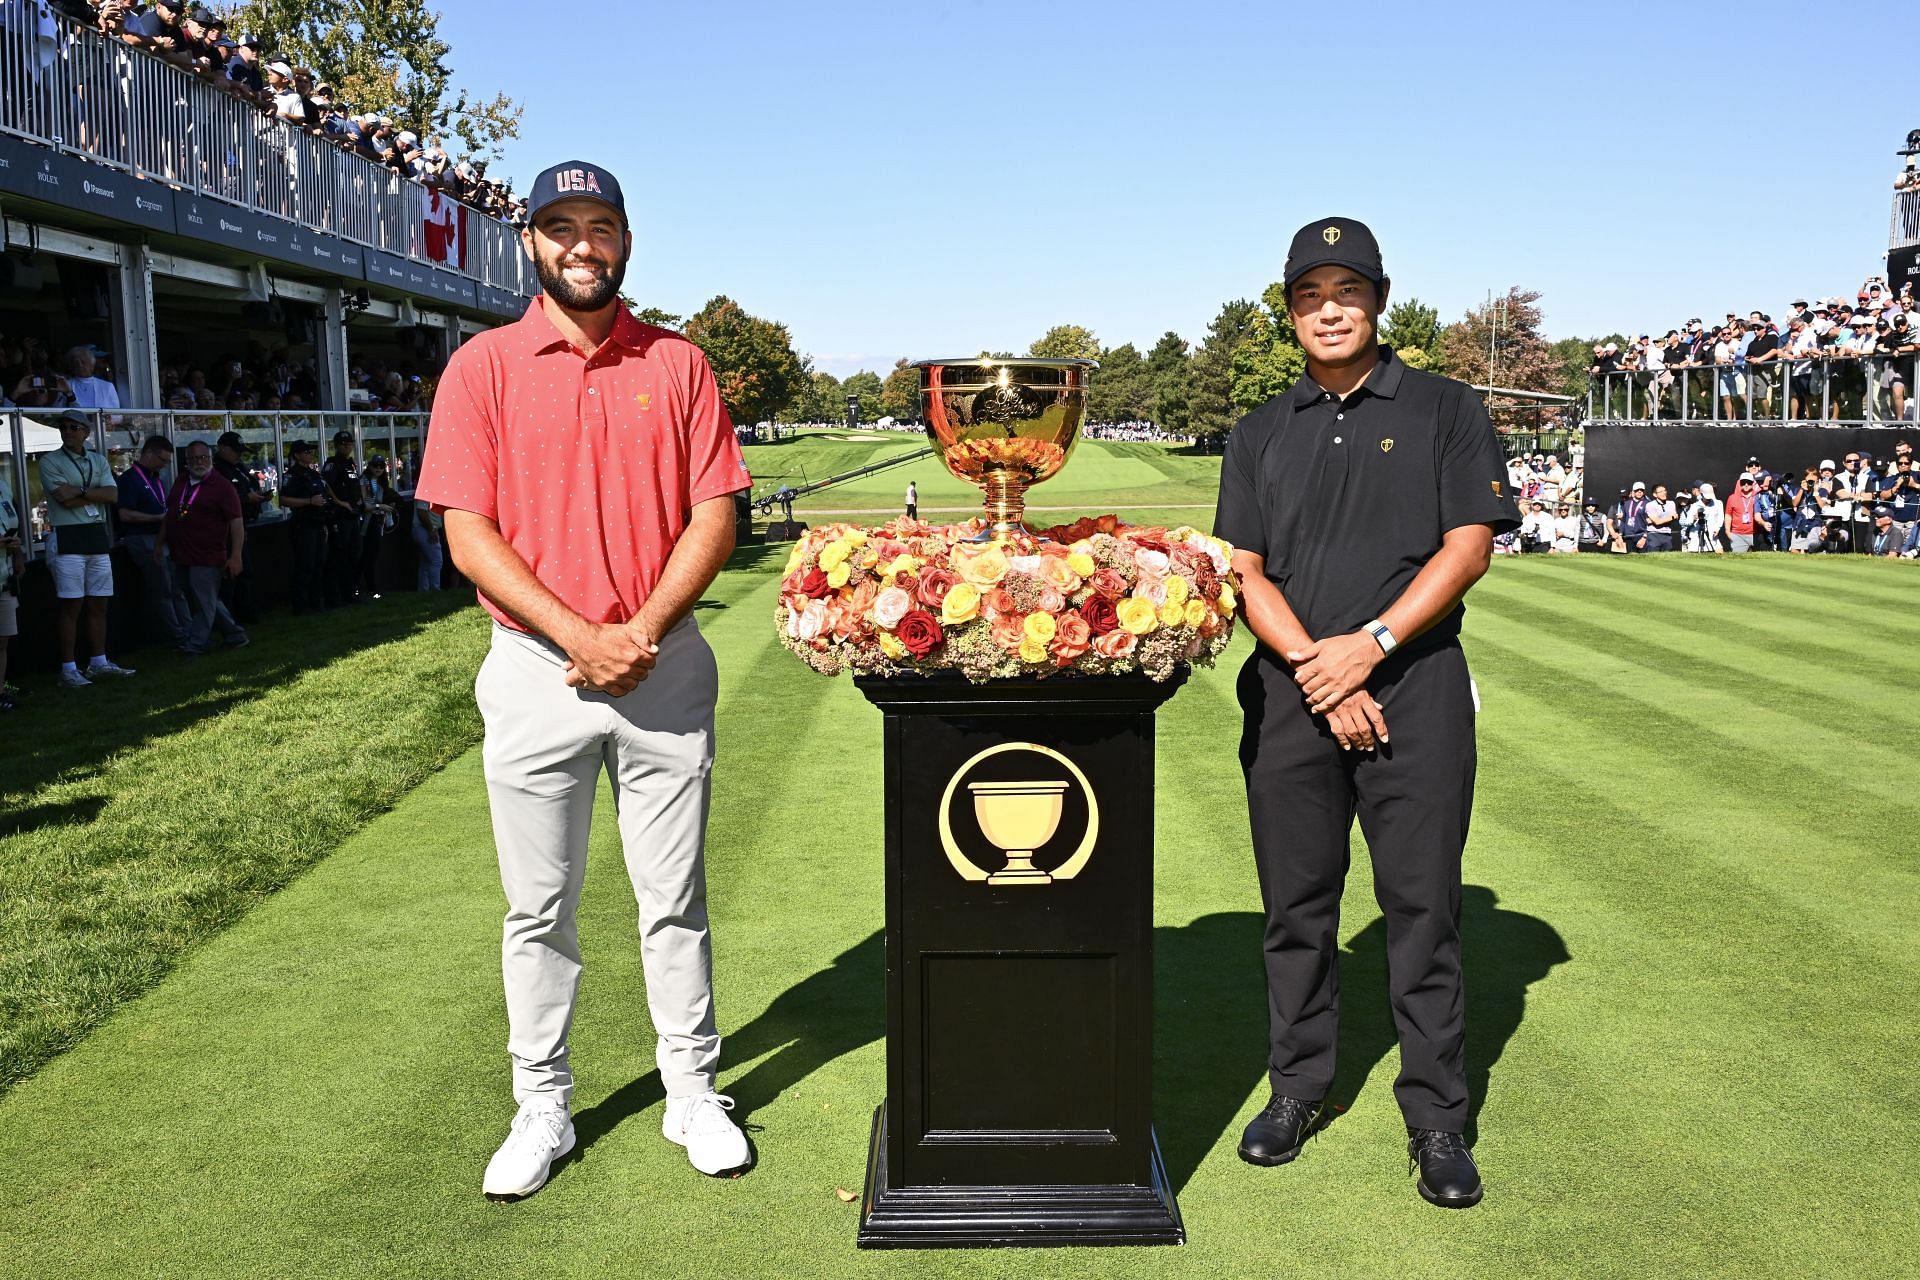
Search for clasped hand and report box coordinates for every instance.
[1287,631,1389,751]
[562,621,658,696]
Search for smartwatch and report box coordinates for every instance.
[1362,618,1398,657]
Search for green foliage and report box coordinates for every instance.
[879,359,920,423]
[786,369,841,424]
[1027,324,1102,361]
[1144,331,1193,432]
[683,296,809,430]
[225,0,522,161]
[1437,287,1560,426]
[1381,297,1440,368]
[1226,283,1306,414]
[1188,299,1261,441]
[1087,342,1150,423]
[840,369,885,423]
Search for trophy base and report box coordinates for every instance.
[857,1106,1185,1249]
[985,868,1053,886]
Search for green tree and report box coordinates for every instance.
[1380,297,1440,367]
[618,294,681,330]
[1548,334,1627,399]
[840,370,885,424]
[1227,282,1306,414]
[682,295,808,435]
[880,358,921,423]
[787,369,841,424]
[226,0,523,161]
[1027,324,1102,361]
[1087,342,1149,423]
[1143,331,1192,433]
[1189,299,1262,445]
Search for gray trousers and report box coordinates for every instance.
[120,533,184,643]
[476,619,721,1106]
[179,564,246,653]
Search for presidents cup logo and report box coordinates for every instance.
[1322,225,1341,244]
[937,742,1099,886]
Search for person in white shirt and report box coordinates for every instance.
[1712,329,1742,418]
[1520,500,1553,553]
[1683,482,1725,553]
[64,347,120,416]
[904,479,917,521]
[1551,503,1578,553]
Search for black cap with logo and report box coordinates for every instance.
[526,160,627,227]
[1283,217,1384,288]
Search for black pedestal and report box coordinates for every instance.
[853,671,1187,1249]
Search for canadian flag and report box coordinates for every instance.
[420,187,468,269]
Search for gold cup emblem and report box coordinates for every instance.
[938,742,1099,886]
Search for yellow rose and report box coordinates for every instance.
[1018,636,1048,664]
[884,554,922,582]
[1163,574,1189,607]
[941,582,981,625]
[1023,611,1057,644]
[1184,599,1208,628]
[1159,601,1185,628]
[1116,597,1158,636]
[844,529,869,548]
[818,540,852,571]
[1066,551,1096,578]
[1218,584,1237,616]
[826,561,851,589]
[878,632,908,659]
[956,544,1010,587]
[784,543,806,574]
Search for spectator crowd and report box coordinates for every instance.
[1500,440,1920,559]
[1590,274,1920,423]
[0,410,449,712]
[19,0,526,225]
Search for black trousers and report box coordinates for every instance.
[291,522,328,614]
[324,518,363,606]
[1238,641,1476,1133]
[359,523,386,596]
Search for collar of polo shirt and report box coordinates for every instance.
[1290,346,1405,407]
[522,296,652,357]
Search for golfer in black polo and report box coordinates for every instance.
[1213,217,1518,1209]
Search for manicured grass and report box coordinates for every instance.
[1,541,1916,1277]
[0,592,492,1093]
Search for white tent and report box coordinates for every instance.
[16,414,67,455]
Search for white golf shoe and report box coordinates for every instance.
[483,1096,574,1199]
[662,1092,751,1175]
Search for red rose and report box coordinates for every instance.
[798,567,829,598]
[1080,595,1119,635]
[895,609,944,659]
[916,567,958,609]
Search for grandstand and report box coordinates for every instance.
[0,11,537,658]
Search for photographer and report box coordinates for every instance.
[1577,499,1610,553]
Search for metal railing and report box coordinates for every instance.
[1893,186,1920,250]
[0,14,532,295]
[1583,352,1920,426]
[3,407,429,552]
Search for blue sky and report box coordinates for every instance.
[450,2,1903,378]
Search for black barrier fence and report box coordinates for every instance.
[1584,423,1920,510]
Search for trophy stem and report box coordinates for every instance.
[987,850,1053,885]
[982,469,1029,536]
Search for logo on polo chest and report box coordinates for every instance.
[1380,438,1394,453]
[634,393,651,410]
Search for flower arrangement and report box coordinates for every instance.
[775,514,1241,682]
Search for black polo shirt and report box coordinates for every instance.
[1213,346,1519,655]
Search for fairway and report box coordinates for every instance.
[0,445,1916,1278]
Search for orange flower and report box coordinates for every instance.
[1092,628,1136,659]
[1052,611,1092,661]
[990,613,1026,651]
[1039,556,1082,595]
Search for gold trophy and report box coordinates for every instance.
[915,357,1095,535]
[967,780,1070,885]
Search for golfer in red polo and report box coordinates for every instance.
[418,159,753,1198]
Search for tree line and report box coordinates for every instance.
[659,281,1611,444]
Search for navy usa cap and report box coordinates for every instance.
[1283,216,1384,287]
[526,160,626,226]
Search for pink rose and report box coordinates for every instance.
[1133,547,1171,576]
[1092,628,1136,659]
[1052,611,1092,661]
[874,585,913,630]
[796,599,830,641]
[1088,568,1129,599]
[916,567,958,608]
[1037,586,1066,615]
[1133,577,1167,608]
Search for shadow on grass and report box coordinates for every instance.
[1156,888,1567,1187]
[723,540,791,575]
[571,893,1563,1184]
[0,593,471,804]
[1321,885,1569,1148]
[0,792,110,836]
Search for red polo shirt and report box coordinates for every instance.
[163,469,242,567]
[417,298,750,630]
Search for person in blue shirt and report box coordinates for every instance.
[1616,482,1651,551]
[1751,475,1778,551]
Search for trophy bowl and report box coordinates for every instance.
[914,357,1096,535]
